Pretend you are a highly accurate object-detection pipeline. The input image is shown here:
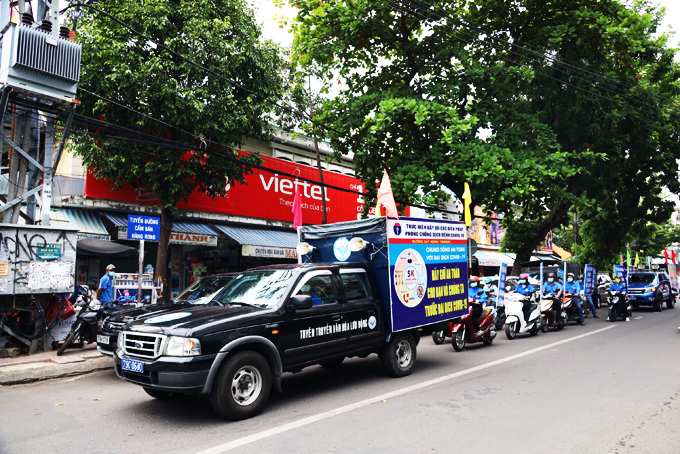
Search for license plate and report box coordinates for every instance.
[96,335,109,344]
[122,359,144,373]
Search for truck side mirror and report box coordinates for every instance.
[288,295,313,312]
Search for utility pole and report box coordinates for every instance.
[309,75,327,224]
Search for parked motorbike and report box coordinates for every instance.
[56,287,135,356]
[540,294,566,332]
[607,290,631,322]
[450,300,497,351]
[504,292,542,339]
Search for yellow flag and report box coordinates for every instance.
[634,252,640,267]
[462,182,472,226]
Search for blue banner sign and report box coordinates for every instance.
[497,262,508,306]
[387,218,469,332]
[584,264,596,295]
[127,215,160,241]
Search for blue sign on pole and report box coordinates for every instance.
[127,215,160,241]
[497,262,508,306]
[584,264,596,295]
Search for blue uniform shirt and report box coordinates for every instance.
[543,282,562,296]
[515,284,534,296]
[468,286,487,303]
[564,281,580,294]
[99,274,113,303]
[610,282,627,293]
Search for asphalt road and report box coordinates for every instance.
[1,305,679,454]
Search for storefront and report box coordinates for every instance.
[214,225,298,270]
[473,248,515,277]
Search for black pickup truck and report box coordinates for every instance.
[114,264,423,420]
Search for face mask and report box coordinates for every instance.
[615,278,621,283]
[578,280,583,283]
[519,279,526,284]
[108,271,115,277]
[567,278,573,283]
[547,278,554,283]
[470,282,477,288]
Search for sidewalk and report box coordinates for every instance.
[0,344,114,385]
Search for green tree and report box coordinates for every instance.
[73,0,286,296]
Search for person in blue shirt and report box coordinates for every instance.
[563,272,585,326]
[542,272,563,298]
[608,274,630,321]
[97,264,116,309]
[468,276,487,334]
[514,273,534,296]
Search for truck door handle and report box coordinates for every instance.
[331,315,342,321]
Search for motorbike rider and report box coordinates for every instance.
[608,273,630,322]
[564,272,585,326]
[482,277,499,299]
[514,273,535,322]
[542,272,563,298]
[468,276,487,334]
[579,275,599,319]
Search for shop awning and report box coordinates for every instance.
[77,238,137,257]
[215,225,298,259]
[552,245,572,259]
[474,249,514,267]
[53,208,110,240]
[103,212,219,247]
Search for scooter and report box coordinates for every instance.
[607,290,631,322]
[450,300,496,351]
[562,292,583,325]
[57,287,135,356]
[540,294,566,332]
[504,291,543,340]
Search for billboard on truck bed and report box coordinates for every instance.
[387,218,469,332]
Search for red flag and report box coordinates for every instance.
[673,250,677,265]
[292,184,302,229]
[377,169,399,218]
[665,248,669,265]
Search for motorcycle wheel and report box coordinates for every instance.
[432,330,446,345]
[452,329,466,351]
[505,322,517,340]
[540,316,549,333]
[608,309,616,322]
[57,330,79,356]
[529,324,539,336]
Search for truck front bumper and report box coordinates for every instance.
[629,292,655,304]
[114,349,216,394]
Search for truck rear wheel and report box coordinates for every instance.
[210,351,272,420]
[380,332,416,377]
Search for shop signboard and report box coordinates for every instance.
[37,243,62,260]
[117,227,218,247]
[242,245,298,259]
[84,153,408,225]
[668,264,678,292]
[386,218,469,332]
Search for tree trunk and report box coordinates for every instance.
[511,249,533,276]
[155,206,173,302]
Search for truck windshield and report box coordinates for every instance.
[628,274,656,285]
[175,276,235,305]
[215,269,295,308]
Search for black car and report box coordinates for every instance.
[97,273,237,356]
[113,263,423,420]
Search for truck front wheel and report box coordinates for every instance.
[210,351,272,420]
[380,332,417,377]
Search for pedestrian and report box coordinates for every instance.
[579,275,599,318]
[97,264,116,309]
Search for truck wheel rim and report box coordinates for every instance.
[396,340,412,368]
[231,366,262,406]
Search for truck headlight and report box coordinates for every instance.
[648,287,656,293]
[164,336,201,357]
[117,333,124,349]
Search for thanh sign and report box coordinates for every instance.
[118,227,218,247]
[127,215,160,241]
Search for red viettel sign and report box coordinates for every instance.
[84,154,401,224]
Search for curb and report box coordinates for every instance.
[0,356,114,385]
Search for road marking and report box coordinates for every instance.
[634,316,643,320]
[197,325,617,454]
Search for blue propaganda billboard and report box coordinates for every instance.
[387,218,469,332]
[584,264,596,295]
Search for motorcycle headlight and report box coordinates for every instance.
[164,336,201,357]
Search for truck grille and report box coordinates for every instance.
[628,289,644,295]
[121,332,165,358]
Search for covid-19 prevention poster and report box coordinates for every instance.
[386,217,469,332]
